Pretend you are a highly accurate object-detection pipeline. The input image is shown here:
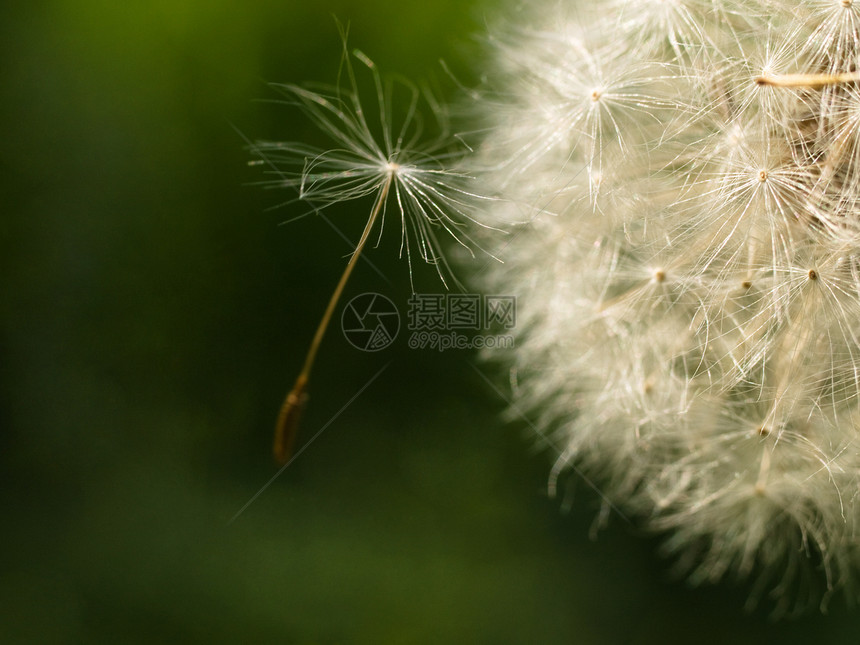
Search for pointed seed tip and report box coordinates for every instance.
[273,376,310,465]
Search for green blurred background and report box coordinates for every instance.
[2,1,859,642]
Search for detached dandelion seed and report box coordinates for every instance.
[252,45,496,464]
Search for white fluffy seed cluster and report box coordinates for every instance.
[474,0,860,609]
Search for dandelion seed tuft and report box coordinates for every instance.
[251,46,496,289]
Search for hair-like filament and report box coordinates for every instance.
[755,70,860,88]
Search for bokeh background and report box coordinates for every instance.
[3,1,860,642]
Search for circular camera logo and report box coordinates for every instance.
[341,292,400,352]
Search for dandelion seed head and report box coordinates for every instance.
[473,0,860,613]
